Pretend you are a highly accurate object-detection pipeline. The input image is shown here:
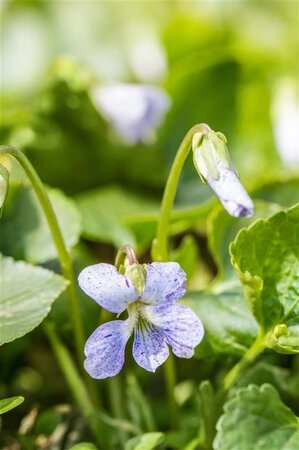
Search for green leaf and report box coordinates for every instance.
[0,183,81,263]
[214,384,299,450]
[75,185,159,249]
[125,433,164,450]
[170,235,199,283]
[0,254,68,345]
[208,201,282,280]
[69,444,98,450]
[230,204,299,333]
[183,283,258,357]
[252,175,299,208]
[0,396,24,414]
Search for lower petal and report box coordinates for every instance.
[146,303,204,358]
[84,320,131,379]
[133,322,169,372]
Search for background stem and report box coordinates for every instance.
[44,323,103,445]
[0,145,85,364]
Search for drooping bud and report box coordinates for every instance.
[192,125,254,218]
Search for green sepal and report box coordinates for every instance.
[125,263,147,296]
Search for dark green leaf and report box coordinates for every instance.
[0,183,81,263]
[214,384,299,450]
[183,283,258,357]
[230,204,299,333]
[208,201,281,280]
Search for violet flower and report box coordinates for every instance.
[78,262,204,379]
[192,125,254,218]
[91,83,170,145]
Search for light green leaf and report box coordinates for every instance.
[183,283,258,357]
[0,183,81,263]
[125,432,164,450]
[0,396,24,414]
[75,185,159,249]
[208,201,282,280]
[69,444,98,450]
[269,323,299,355]
[0,254,68,345]
[214,384,299,450]
[230,204,299,332]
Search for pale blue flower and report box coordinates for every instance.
[91,83,170,145]
[78,262,204,379]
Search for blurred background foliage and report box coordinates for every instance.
[0,0,298,448]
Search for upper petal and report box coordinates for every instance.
[146,303,204,358]
[142,262,186,305]
[78,263,138,313]
[132,322,169,372]
[84,320,131,379]
[207,161,254,218]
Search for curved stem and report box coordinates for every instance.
[0,145,85,362]
[152,123,210,262]
[115,244,138,269]
[221,330,267,394]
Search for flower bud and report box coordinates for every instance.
[125,263,147,296]
[192,125,254,218]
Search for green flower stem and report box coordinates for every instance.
[152,123,210,262]
[108,376,128,446]
[221,330,267,394]
[44,323,103,445]
[164,354,179,429]
[152,124,209,428]
[0,145,85,363]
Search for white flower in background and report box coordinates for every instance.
[91,83,170,145]
[192,125,254,218]
[272,79,299,167]
[128,35,167,83]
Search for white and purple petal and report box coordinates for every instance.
[78,263,138,313]
[91,83,170,145]
[133,322,169,372]
[142,262,186,305]
[207,161,253,218]
[84,320,131,379]
[146,303,204,358]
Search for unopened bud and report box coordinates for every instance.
[192,126,254,218]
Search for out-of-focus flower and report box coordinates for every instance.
[192,125,254,218]
[272,79,299,167]
[78,261,204,379]
[91,83,170,145]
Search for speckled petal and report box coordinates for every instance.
[84,320,131,379]
[146,303,204,358]
[133,322,169,372]
[78,263,138,313]
[142,262,186,305]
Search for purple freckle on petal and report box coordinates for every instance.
[125,279,130,288]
